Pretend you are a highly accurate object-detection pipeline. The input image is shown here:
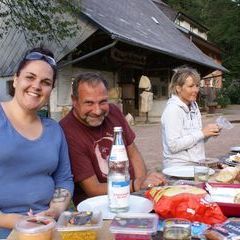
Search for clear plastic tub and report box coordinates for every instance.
[202,183,240,217]
[109,213,158,240]
[15,216,56,240]
[56,211,102,240]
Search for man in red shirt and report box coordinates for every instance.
[60,72,165,206]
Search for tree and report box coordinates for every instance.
[0,0,81,45]
[165,0,240,103]
[205,0,240,78]
[165,0,240,78]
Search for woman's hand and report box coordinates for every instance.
[0,213,24,229]
[202,123,221,138]
[36,207,61,220]
[36,188,71,220]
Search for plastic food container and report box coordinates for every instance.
[203,182,240,217]
[56,211,102,240]
[15,216,56,240]
[109,213,159,240]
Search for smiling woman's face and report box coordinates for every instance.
[13,60,54,112]
[176,76,199,105]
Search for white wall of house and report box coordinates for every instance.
[179,20,191,31]
[198,31,207,40]
[0,68,168,120]
[192,27,198,35]
[50,66,117,121]
[149,99,168,117]
[51,66,169,121]
[0,77,13,101]
[177,20,207,40]
[139,74,169,119]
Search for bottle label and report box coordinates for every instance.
[109,145,128,162]
[109,180,130,208]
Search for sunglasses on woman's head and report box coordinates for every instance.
[25,52,56,67]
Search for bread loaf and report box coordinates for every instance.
[234,166,240,182]
[215,167,239,183]
[230,153,240,162]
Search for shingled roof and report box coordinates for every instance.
[152,0,177,21]
[0,15,97,77]
[80,0,227,72]
[0,0,227,77]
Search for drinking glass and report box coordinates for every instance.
[194,166,209,183]
[163,218,191,240]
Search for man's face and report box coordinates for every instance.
[72,82,109,127]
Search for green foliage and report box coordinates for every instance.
[227,81,240,104]
[0,0,81,44]
[216,89,231,107]
[164,0,240,81]
[204,1,240,79]
[215,77,240,105]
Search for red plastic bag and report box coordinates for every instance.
[145,185,226,225]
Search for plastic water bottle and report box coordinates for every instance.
[108,126,130,213]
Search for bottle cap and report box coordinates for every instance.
[114,126,122,132]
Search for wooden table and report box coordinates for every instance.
[8,170,224,240]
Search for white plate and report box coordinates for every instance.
[163,166,215,178]
[224,157,237,166]
[230,146,240,152]
[77,195,153,219]
[224,154,240,166]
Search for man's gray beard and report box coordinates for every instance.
[84,112,108,127]
[86,117,104,127]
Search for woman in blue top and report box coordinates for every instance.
[0,48,74,238]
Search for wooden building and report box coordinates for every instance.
[0,0,227,119]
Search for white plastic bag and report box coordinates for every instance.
[216,116,233,130]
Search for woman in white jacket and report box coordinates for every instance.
[161,66,220,168]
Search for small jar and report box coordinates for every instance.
[15,216,56,240]
[163,218,191,240]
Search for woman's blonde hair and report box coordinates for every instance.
[169,66,200,95]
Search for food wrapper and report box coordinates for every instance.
[145,185,226,225]
[205,218,240,240]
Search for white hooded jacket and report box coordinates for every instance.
[161,95,205,168]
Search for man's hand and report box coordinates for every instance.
[134,172,166,191]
